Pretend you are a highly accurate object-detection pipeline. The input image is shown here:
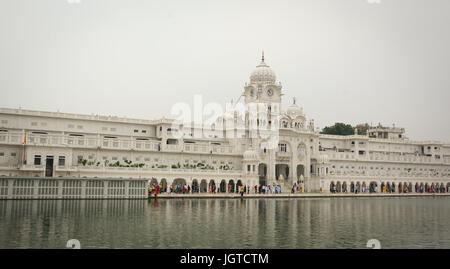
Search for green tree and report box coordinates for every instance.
[321,123,355,136]
[356,123,370,135]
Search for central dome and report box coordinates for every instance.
[250,53,276,84]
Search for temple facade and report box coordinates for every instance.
[1,55,449,199]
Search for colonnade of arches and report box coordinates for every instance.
[259,162,306,186]
[148,177,250,194]
[328,180,450,194]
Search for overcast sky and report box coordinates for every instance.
[0,0,449,142]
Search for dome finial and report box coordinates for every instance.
[261,50,264,62]
[293,97,296,105]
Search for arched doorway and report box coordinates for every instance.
[356,182,361,193]
[297,164,305,183]
[192,179,199,193]
[228,180,235,193]
[447,183,450,193]
[391,182,395,194]
[172,178,187,193]
[149,178,158,188]
[200,179,208,193]
[440,183,445,193]
[362,182,367,193]
[369,182,377,193]
[236,180,243,193]
[173,178,186,186]
[258,163,267,186]
[350,182,355,193]
[219,180,226,193]
[209,180,216,193]
[330,181,336,193]
[425,183,429,193]
[398,182,403,193]
[336,181,342,193]
[408,182,412,193]
[342,182,347,193]
[160,178,167,192]
[276,164,289,181]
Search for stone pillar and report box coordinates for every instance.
[291,157,297,186]
[125,180,129,199]
[305,149,311,193]
[215,179,221,192]
[57,179,63,199]
[187,177,193,187]
[81,180,86,199]
[103,180,108,199]
[7,178,13,199]
[33,179,39,199]
[167,178,174,189]
[268,150,276,186]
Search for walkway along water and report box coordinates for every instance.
[151,192,450,199]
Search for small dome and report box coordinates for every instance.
[243,149,259,161]
[287,103,302,117]
[250,53,276,84]
[286,97,304,118]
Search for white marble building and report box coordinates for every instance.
[1,54,449,198]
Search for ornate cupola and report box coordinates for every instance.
[250,52,277,84]
[244,52,283,106]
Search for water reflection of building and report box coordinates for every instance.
[0,54,449,199]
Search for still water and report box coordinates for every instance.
[0,197,449,249]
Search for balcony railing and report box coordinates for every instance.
[0,132,22,145]
[327,151,445,165]
[1,164,243,175]
[276,151,291,157]
[0,132,242,155]
[75,165,242,174]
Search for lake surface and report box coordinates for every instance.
[0,197,449,249]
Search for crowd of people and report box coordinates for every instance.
[328,183,448,194]
[149,182,449,196]
[208,184,283,195]
[148,183,286,196]
[291,184,304,194]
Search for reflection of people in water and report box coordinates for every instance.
[151,198,159,207]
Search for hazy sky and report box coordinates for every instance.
[0,0,449,142]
